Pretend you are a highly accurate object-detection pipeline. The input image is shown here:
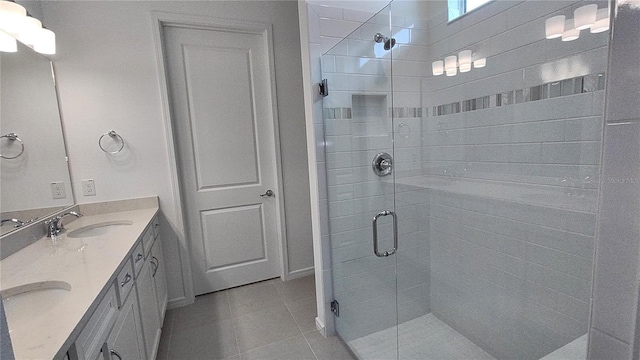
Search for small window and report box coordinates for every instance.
[448,0,492,21]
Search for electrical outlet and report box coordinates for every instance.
[50,182,66,199]
[82,179,96,196]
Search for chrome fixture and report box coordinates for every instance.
[1,218,24,228]
[373,33,396,50]
[46,211,83,238]
[372,152,393,176]
[260,189,274,197]
[99,130,125,154]
[372,210,398,257]
[0,132,24,159]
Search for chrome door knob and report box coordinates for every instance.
[260,190,274,197]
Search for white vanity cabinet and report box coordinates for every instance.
[150,231,168,325]
[101,289,145,360]
[68,214,167,360]
[137,238,161,360]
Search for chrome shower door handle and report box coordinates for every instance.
[372,210,398,257]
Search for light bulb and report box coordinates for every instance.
[444,55,457,72]
[0,0,27,35]
[458,50,472,72]
[545,15,565,39]
[432,60,444,76]
[591,8,610,33]
[473,58,486,68]
[0,29,16,52]
[574,4,597,30]
[33,28,55,55]
[15,16,42,46]
[562,19,579,41]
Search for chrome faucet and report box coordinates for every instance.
[46,211,83,238]
[1,218,25,228]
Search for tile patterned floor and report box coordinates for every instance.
[157,275,355,360]
[348,314,495,360]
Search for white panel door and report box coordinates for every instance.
[163,25,281,294]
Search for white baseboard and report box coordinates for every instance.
[167,296,193,310]
[286,266,315,280]
[315,317,326,337]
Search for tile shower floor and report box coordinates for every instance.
[349,314,495,360]
[157,275,355,360]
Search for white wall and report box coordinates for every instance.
[40,0,313,306]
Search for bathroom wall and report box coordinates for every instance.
[588,0,640,358]
[416,0,607,358]
[39,0,313,306]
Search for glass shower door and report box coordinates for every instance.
[321,5,400,360]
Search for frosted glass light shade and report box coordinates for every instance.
[591,8,610,33]
[545,15,565,39]
[444,55,457,72]
[0,30,17,52]
[562,20,579,41]
[446,67,457,77]
[0,0,27,35]
[33,28,55,54]
[432,60,444,76]
[473,58,486,68]
[574,4,597,30]
[458,50,472,72]
[15,16,42,46]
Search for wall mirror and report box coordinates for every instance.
[0,40,74,236]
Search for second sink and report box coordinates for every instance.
[67,220,133,238]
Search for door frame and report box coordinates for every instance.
[151,12,290,305]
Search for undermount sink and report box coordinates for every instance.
[67,220,133,238]
[1,281,72,330]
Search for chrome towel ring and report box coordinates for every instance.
[99,130,125,154]
[0,133,25,159]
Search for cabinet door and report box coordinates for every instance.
[103,290,144,360]
[151,236,168,325]
[138,257,161,360]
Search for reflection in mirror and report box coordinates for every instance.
[1,41,74,236]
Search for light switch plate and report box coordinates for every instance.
[82,179,96,196]
[50,182,66,199]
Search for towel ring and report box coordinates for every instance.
[99,130,125,154]
[0,133,25,159]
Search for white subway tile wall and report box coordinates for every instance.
[312,0,607,358]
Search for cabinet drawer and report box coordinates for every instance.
[73,284,118,360]
[131,241,144,278]
[115,259,135,308]
[141,225,154,259]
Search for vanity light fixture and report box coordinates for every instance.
[433,51,487,76]
[458,50,472,73]
[546,5,609,42]
[473,58,486,68]
[562,19,580,41]
[545,15,565,39]
[0,0,55,54]
[432,60,444,76]
[591,8,610,33]
[0,30,16,52]
[574,4,598,30]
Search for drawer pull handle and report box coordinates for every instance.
[110,349,123,360]
[151,256,159,276]
[134,253,143,262]
[120,273,132,287]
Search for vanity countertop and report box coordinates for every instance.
[1,206,159,360]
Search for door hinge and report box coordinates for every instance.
[331,300,339,317]
[319,79,329,97]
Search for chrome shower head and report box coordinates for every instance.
[374,33,396,51]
